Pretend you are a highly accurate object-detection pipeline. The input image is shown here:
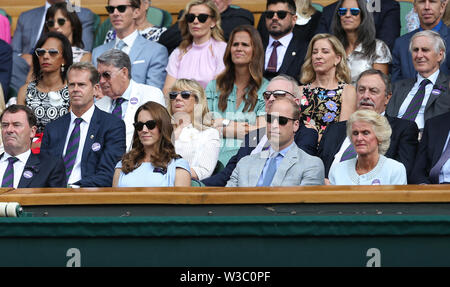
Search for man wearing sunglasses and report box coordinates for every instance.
[315,0,400,52]
[10,0,96,94]
[92,0,168,90]
[226,96,324,187]
[392,0,450,83]
[41,62,126,188]
[202,74,319,186]
[94,49,165,151]
[261,0,308,82]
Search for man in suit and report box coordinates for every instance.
[202,74,318,186]
[226,96,324,187]
[319,69,419,180]
[41,62,126,187]
[391,0,450,82]
[0,105,66,188]
[0,39,12,100]
[387,30,450,132]
[95,49,165,151]
[158,0,254,55]
[262,0,308,82]
[411,111,450,184]
[92,0,168,90]
[10,0,96,93]
[315,0,400,51]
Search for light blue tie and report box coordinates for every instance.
[262,153,279,186]
[116,40,127,51]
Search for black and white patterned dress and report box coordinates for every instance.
[25,81,70,133]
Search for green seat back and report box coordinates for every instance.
[399,1,414,36]
[312,3,323,12]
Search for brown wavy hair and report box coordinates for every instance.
[215,25,264,112]
[121,101,180,174]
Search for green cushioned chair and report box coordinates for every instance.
[399,1,414,36]
[191,179,205,187]
[312,3,323,12]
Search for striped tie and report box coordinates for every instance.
[112,97,125,119]
[402,79,431,121]
[1,157,18,188]
[64,118,83,180]
[340,143,357,162]
[116,39,127,51]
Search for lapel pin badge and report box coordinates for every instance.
[292,51,296,56]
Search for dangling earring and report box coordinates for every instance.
[61,64,65,73]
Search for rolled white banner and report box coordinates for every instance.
[0,202,22,217]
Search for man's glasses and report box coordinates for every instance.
[185,13,211,23]
[134,120,157,131]
[46,18,66,28]
[168,91,192,100]
[99,69,122,80]
[263,90,295,100]
[337,7,361,16]
[35,48,60,57]
[264,10,294,20]
[266,114,297,126]
[105,5,133,14]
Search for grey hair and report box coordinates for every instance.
[67,61,100,85]
[409,30,446,64]
[356,68,392,97]
[269,74,301,99]
[96,49,132,79]
[346,110,392,155]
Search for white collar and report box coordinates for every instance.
[70,104,95,125]
[116,30,139,49]
[268,32,293,48]
[2,150,31,164]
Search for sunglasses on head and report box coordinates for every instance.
[264,10,294,20]
[168,91,192,100]
[105,5,133,14]
[185,13,211,23]
[134,120,157,131]
[35,48,60,57]
[266,114,297,126]
[337,7,361,16]
[46,18,66,28]
[263,90,295,100]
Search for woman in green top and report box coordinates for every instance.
[206,25,268,167]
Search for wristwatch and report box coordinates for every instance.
[222,119,230,127]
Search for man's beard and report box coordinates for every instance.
[268,22,294,38]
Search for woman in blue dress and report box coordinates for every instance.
[113,101,191,187]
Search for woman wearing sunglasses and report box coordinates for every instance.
[113,101,191,187]
[331,0,391,84]
[206,25,268,168]
[162,0,227,97]
[168,79,220,180]
[17,32,72,153]
[299,33,356,138]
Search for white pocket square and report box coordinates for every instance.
[133,60,145,64]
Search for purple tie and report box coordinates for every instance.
[266,41,281,73]
[64,118,83,180]
[402,79,431,121]
[1,157,18,187]
[340,143,357,162]
[429,141,450,183]
[112,97,125,119]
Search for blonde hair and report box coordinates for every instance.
[295,0,316,18]
[168,78,213,130]
[300,33,351,84]
[346,110,391,155]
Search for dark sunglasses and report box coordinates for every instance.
[168,91,192,100]
[337,7,361,16]
[185,13,211,23]
[263,90,295,100]
[266,114,297,126]
[264,10,294,20]
[46,18,66,28]
[134,120,157,131]
[105,5,133,14]
[35,48,60,57]
[99,69,122,80]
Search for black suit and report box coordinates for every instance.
[1,152,68,188]
[318,115,419,178]
[0,39,12,100]
[411,111,450,184]
[202,124,318,186]
[262,25,309,82]
[315,0,400,51]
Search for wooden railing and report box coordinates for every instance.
[0,185,449,206]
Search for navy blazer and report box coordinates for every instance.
[315,0,400,51]
[0,39,12,99]
[11,152,67,188]
[411,111,450,184]
[318,115,419,179]
[391,24,450,83]
[40,107,126,187]
[202,124,318,186]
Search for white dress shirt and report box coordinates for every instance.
[34,2,52,48]
[115,30,139,55]
[63,104,95,185]
[264,32,293,72]
[0,150,31,188]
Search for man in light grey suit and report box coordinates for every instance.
[92,0,168,90]
[387,30,450,133]
[226,96,324,187]
[10,0,96,94]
